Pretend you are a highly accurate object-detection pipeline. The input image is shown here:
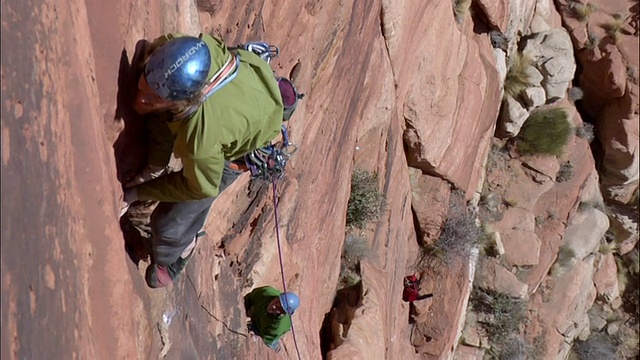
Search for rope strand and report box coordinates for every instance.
[272,177,302,360]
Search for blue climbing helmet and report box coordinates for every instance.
[144,36,212,101]
[279,292,300,315]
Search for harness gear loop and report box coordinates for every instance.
[235,42,280,64]
[244,125,296,181]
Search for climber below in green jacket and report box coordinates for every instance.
[244,286,300,353]
[120,33,284,288]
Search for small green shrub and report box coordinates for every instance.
[575,122,595,142]
[569,2,598,22]
[452,0,472,25]
[471,288,528,346]
[346,169,385,229]
[517,108,572,156]
[556,161,574,183]
[504,53,533,98]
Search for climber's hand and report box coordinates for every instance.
[119,187,139,217]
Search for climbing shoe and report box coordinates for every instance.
[146,250,196,288]
[145,232,204,288]
[145,264,174,288]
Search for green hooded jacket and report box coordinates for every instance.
[244,286,292,346]
[136,34,284,202]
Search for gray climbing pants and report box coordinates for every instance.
[150,161,244,266]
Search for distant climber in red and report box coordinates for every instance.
[402,274,433,303]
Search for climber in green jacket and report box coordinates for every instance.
[120,33,284,288]
[244,286,300,352]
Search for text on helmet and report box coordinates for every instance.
[164,40,206,79]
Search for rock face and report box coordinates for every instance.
[387,0,501,200]
[3,0,638,359]
[556,0,639,206]
[522,28,577,101]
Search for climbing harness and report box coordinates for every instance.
[244,125,298,181]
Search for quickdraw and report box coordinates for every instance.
[230,42,280,64]
[244,125,297,181]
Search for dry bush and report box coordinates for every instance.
[346,169,385,229]
[426,191,481,266]
[342,234,371,267]
[452,0,472,25]
[572,333,618,359]
[575,122,595,142]
[471,287,528,347]
[556,161,574,183]
[551,244,576,275]
[585,30,601,50]
[504,53,533,99]
[602,13,628,42]
[568,2,598,22]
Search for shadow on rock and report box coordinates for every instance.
[119,214,152,267]
[113,39,150,183]
[113,39,158,266]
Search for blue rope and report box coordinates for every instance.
[272,177,302,360]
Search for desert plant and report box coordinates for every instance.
[497,335,530,360]
[568,2,598,22]
[342,234,371,265]
[339,234,370,289]
[598,242,618,255]
[552,244,576,274]
[585,30,601,50]
[572,333,618,360]
[452,0,472,25]
[504,52,534,98]
[575,122,595,142]
[556,161,574,183]
[517,108,572,156]
[602,13,628,42]
[427,191,481,265]
[339,271,362,288]
[346,169,385,229]
[471,288,528,346]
